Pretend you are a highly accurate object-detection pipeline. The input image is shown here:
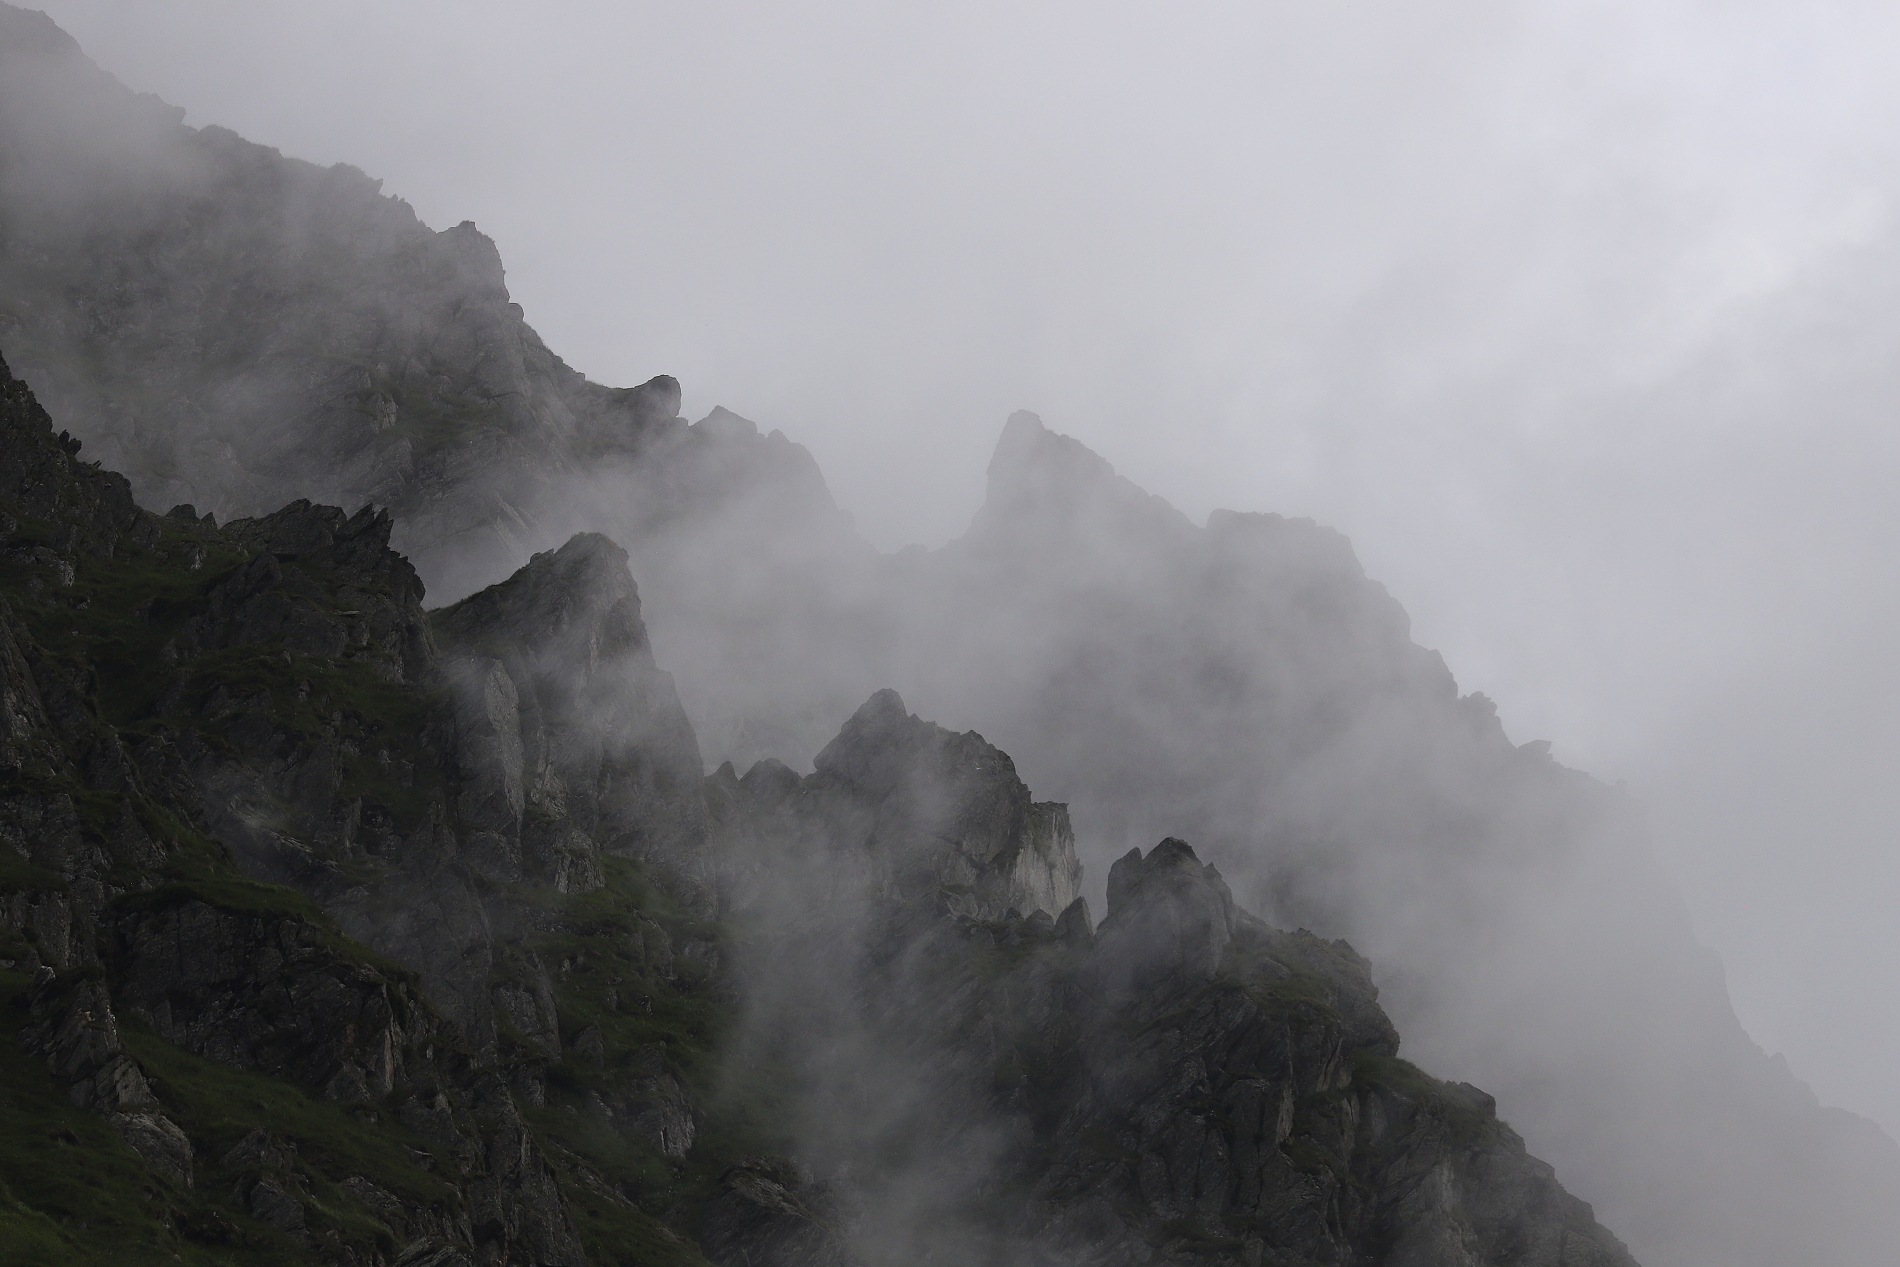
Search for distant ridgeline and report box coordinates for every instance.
[3,5,1898,1267]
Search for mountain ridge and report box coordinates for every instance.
[3,8,1897,1265]
[0,345,1640,1264]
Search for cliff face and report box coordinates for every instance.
[435,532,710,897]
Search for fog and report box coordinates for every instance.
[33,0,1900,1182]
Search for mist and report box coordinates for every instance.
[12,0,1900,1259]
[31,0,1896,1142]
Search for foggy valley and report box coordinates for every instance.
[1,3,1897,1266]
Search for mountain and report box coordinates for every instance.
[0,348,1632,1264]
[3,6,1898,1265]
[706,690,1637,1265]
[0,4,857,613]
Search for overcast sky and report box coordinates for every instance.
[35,0,1900,1135]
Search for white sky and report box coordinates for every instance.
[34,0,1900,1134]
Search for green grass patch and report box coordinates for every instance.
[0,969,309,1266]
[350,367,510,465]
[121,1024,458,1211]
[496,856,804,1245]
[11,519,246,728]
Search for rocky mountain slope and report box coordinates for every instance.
[0,347,736,1266]
[707,692,1637,1265]
[0,4,857,614]
[3,6,1897,1265]
[0,349,1635,1264]
[870,411,1900,1267]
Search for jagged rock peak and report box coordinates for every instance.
[987,409,1118,491]
[613,373,683,422]
[971,409,1195,549]
[1104,836,1232,924]
[692,404,761,441]
[436,219,509,298]
[435,531,652,670]
[797,688,1082,918]
[813,687,934,797]
[435,529,710,892]
[739,755,801,801]
[1098,837,1240,986]
[224,499,423,605]
[1,349,52,431]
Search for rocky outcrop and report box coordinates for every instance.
[113,895,432,1103]
[1018,840,1628,1267]
[698,1159,862,1267]
[21,969,195,1187]
[706,698,1639,1267]
[711,689,1080,921]
[435,532,709,900]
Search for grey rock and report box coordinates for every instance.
[114,898,422,1097]
[607,1044,696,1159]
[491,949,561,1057]
[699,1159,863,1267]
[110,1111,195,1188]
[710,703,1633,1267]
[715,688,1080,923]
[221,1127,297,1173]
[436,533,710,900]
[240,1174,306,1232]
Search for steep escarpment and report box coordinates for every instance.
[434,531,710,895]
